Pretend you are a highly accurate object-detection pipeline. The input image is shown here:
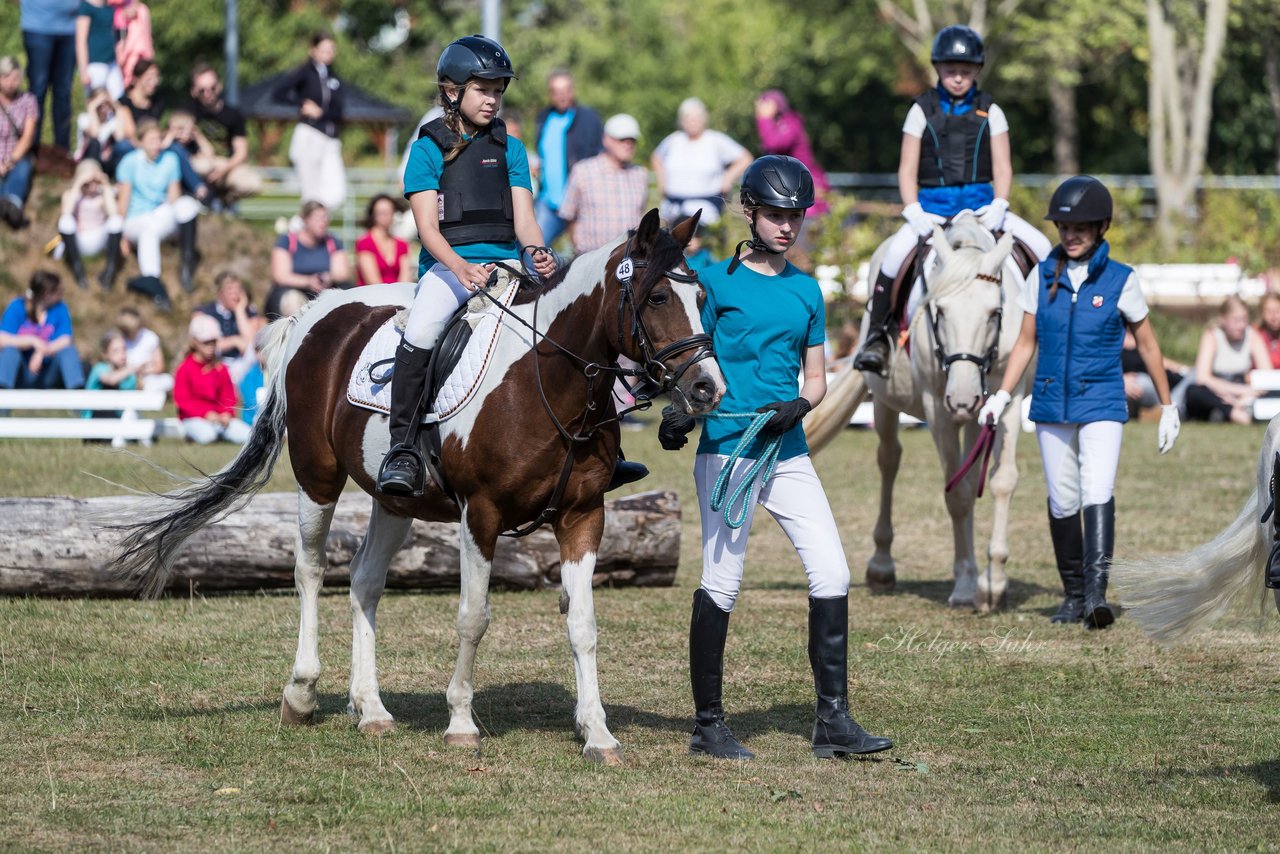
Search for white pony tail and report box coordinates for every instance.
[1112,475,1268,646]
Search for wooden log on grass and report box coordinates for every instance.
[0,490,681,597]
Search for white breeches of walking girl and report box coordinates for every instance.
[402,262,482,349]
[694,452,850,612]
[1035,421,1124,518]
[879,208,1052,279]
[58,213,121,256]
[289,123,346,210]
[122,196,200,277]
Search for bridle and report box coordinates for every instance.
[922,262,1004,398]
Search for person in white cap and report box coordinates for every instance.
[557,112,649,257]
[173,312,251,445]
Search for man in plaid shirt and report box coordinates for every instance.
[558,113,649,257]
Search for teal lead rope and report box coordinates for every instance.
[706,411,784,529]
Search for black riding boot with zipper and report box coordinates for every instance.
[688,589,753,760]
[808,595,894,758]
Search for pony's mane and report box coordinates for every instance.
[510,226,688,306]
[923,216,999,302]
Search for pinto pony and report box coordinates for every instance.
[111,211,726,765]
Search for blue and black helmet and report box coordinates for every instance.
[931,25,985,65]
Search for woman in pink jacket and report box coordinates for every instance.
[754,90,830,216]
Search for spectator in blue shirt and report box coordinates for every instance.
[0,271,84,390]
[532,70,603,245]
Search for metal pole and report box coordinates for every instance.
[482,0,501,42]
[224,0,240,105]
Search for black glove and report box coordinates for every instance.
[756,397,812,436]
[658,405,697,451]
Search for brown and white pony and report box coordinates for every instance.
[112,211,725,765]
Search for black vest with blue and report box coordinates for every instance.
[1028,241,1131,424]
[419,117,516,245]
[915,86,995,187]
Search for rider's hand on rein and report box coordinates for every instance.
[978,389,1011,426]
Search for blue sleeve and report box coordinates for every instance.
[273,234,290,250]
[506,137,532,192]
[86,362,107,390]
[115,151,138,187]
[159,151,182,186]
[48,303,73,339]
[403,138,444,196]
[806,281,825,347]
[1,299,24,334]
[331,236,344,250]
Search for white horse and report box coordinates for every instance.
[1113,415,1280,643]
[807,213,1026,611]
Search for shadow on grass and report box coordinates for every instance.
[884,577,1056,611]
[1166,759,1280,804]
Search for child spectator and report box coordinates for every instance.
[74,86,127,173]
[0,55,38,231]
[174,313,251,445]
[115,305,172,393]
[196,270,263,381]
[163,109,213,201]
[57,159,124,290]
[0,271,84,390]
[83,327,141,419]
[75,0,122,98]
[355,194,413,285]
[266,200,350,318]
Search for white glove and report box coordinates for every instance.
[980,198,1010,232]
[902,202,934,237]
[978,389,1011,426]
[1158,404,1180,454]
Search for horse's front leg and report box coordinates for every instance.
[977,400,1022,612]
[925,401,978,609]
[555,504,622,765]
[282,491,337,725]
[348,502,413,734]
[444,501,497,750]
[867,399,902,592]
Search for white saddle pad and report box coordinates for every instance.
[346,272,522,420]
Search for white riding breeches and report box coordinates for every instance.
[694,452,850,612]
[58,213,122,257]
[879,208,1053,279]
[402,262,481,349]
[122,196,200,277]
[289,123,346,210]
[1035,421,1124,518]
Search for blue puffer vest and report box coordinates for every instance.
[1028,241,1131,424]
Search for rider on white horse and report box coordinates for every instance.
[854,24,1051,376]
[980,176,1181,628]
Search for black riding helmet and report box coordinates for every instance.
[740,155,815,211]
[931,25,985,65]
[1045,175,1113,223]
[437,34,516,87]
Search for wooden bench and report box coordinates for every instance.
[1133,263,1268,306]
[0,389,169,447]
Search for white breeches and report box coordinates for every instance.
[879,208,1052,278]
[122,197,199,277]
[289,123,346,210]
[59,213,121,257]
[694,452,850,612]
[402,262,479,349]
[1035,421,1124,518]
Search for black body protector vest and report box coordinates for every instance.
[914,88,995,187]
[419,117,516,245]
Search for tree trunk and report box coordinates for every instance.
[1048,71,1079,176]
[0,491,682,597]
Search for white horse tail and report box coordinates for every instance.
[1112,474,1267,646]
[110,315,297,598]
[805,362,867,455]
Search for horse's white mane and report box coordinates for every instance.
[922,215,999,303]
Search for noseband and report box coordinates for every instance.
[923,268,1003,398]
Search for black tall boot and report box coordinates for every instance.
[852,271,895,377]
[178,217,200,293]
[376,339,433,497]
[1082,499,1117,629]
[98,231,122,290]
[688,588,753,760]
[1267,453,1280,590]
[60,231,88,289]
[808,595,893,758]
[1047,505,1085,623]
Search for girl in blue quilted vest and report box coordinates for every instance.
[979,176,1180,629]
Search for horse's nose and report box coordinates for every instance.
[690,380,716,405]
[947,393,981,415]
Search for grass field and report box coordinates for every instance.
[2,420,1278,852]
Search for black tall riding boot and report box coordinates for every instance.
[1047,505,1085,623]
[808,595,894,758]
[98,231,122,290]
[852,271,895,377]
[178,217,200,293]
[1082,499,1117,629]
[1267,453,1280,590]
[376,339,434,497]
[688,588,753,760]
[606,450,649,492]
[60,230,88,290]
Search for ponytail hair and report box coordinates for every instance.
[26,271,61,324]
[438,80,476,163]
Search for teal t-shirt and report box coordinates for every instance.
[403,129,533,277]
[696,258,825,460]
[116,149,181,218]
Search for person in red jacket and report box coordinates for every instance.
[174,312,250,444]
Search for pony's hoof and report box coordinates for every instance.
[359,718,397,736]
[947,596,975,611]
[865,571,896,593]
[583,745,624,766]
[974,592,1006,613]
[444,732,482,749]
[280,698,314,727]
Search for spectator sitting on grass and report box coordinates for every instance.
[115,305,171,394]
[355,194,413,285]
[1184,295,1272,424]
[197,270,263,382]
[266,200,350,319]
[173,312,251,445]
[0,271,84,390]
[0,55,38,231]
[56,158,124,290]
[83,327,141,419]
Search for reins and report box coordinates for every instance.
[945,421,997,497]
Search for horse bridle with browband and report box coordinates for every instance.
[920,258,1004,398]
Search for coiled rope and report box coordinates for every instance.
[706,411,785,529]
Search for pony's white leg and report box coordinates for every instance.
[557,508,622,765]
[867,399,902,591]
[281,491,336,725]
[348,502,413,735]
[925,402,978,608]
[444,508,492,748]
[977,403,1022,612]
